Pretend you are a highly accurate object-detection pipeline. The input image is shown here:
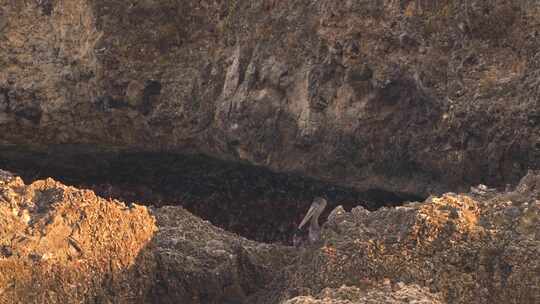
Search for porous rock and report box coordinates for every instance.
[1,1,540,197]
[0,171,539,303]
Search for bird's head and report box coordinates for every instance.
[298,197,327,229]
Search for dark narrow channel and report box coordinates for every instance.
[0,144,424,244]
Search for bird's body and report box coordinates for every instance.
[296,197,327,245]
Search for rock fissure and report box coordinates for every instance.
[0,145,423,244]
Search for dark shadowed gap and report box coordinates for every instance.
[0,144,424,244]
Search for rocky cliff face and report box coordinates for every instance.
[1,170,539,303]
[2,1,540,197]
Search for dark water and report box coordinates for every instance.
[0,144,423,244]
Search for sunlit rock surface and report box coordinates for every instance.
[267,171,540,304]
[0,169,156,303]
[1,170,538,303]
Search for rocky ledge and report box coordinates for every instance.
[2,1,540,197]
[0,169,538,303]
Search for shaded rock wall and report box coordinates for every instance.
[2,0,540,197]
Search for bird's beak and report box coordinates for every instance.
[299,205,316,229]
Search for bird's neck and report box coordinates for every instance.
[310,215,319,229]
[309,216,321,243]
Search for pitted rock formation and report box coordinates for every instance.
[253,171,540,304]
[0,170,290,304]
[0,170,157,303]
[1,1,540,197]
[1,170,539,303]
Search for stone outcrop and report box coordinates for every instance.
[0,170,538,303]
[0,170,156,303]
[253,171,539,304]
[0,169,290,303]
[2,1,540,197]
[1,2,540,302]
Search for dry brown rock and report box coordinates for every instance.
[0,170,291,304]
[252,172,540,304]
[0,171,539,303]
[1,1,540,198]
[283,284,443,304]
[148,205,293,304]
[0,170,156,303]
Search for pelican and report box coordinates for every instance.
[297,197,327,244]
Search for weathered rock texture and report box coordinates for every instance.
[283,284,444,304]
[2,1,540,197]
[0,170,157,303]
[1,170,539,303]
[0,169,290,304]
